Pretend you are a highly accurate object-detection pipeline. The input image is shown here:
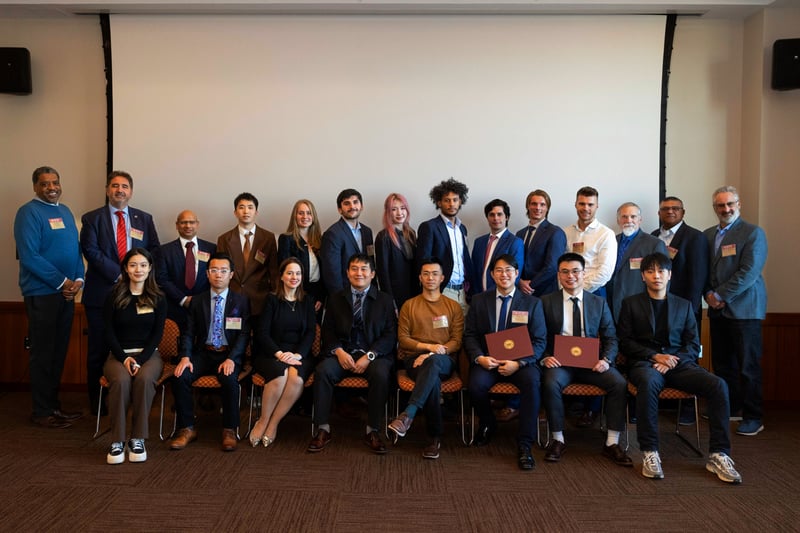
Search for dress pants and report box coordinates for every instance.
[85,304,110,410]
[24,294,74,418]
[405,354,455,438]
[103,351,163,442]
[313,356,393,430]
[629,360,731,454]
[468,364,541,448]
[542,365,627,433]
[710,317,763,420]
[173,350,241,430]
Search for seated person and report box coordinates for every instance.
[464,254,546,470]
[618,252,742,484]
[539,253,631,466]
[169,252,251,452]
[308,253,396,455]
[388,257,464,459]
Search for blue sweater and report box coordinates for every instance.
[14,199,85,297]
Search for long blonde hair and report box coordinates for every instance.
[284,199,322,252]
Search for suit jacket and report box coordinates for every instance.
[606,230,668,321]
[320,218,374,295]
[416,216,473,293]
[374,229,419,311]
[516,219,567,296]
[650,222,709,314]
[540,290,618,364]
[463,289,546,367]
[617,292,700,364]
[80,205,160,308]
[321,285,396,359]
[181,289,251,366]
[216,226,278,316]
[471,230,524,292]
[277,233,326,300]
[155,237,216,330]
[703,218,768,320]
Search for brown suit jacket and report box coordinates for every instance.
[216,225,278,315]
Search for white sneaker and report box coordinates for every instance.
[128,438,147,462]
[641,450,664,479]
[107,441,125,465]
[706,452,742,484]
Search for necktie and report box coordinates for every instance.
[243,231,252,267]
[483,234,498,290]
[115,210,127,263]
[212,295,224,349]
[524,225,537,252]
[353,292,364,328]
[185,241,196,290]
[497,295,511,331]
[571,297,582,337]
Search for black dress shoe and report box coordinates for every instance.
[544,440,566,462]
[363,431,388,455]
[472,425,495,447]
[518,445,535,470]
[576,410,597,428]
[53,409,83,421]
[31,415,71,429]
[602,443,633,467]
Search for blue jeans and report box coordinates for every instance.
[405,354,455,438]
[710,317,763,420]
[542,365,627,433]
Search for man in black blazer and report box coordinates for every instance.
[155,210,216,334]
[308,253,396,455]
[321,189,374,294]
[539,253,631,466]
[464,254,546,470]
[516,189,567,297]
[80,171,160,412]
[169,253,251,452]
[618,252,741,484]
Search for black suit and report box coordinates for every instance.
[155,237,216,333]
[321,218,374,295]
[374,229,419,311]
[277,233,326,307]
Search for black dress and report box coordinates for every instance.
[253,293,317,382]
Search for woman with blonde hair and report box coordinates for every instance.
[278,199,325,312]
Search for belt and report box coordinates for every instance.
[205,344,229,353]
[446,283,464,290]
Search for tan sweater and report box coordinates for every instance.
[397,294,464,361]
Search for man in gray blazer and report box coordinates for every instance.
[704,186,768,436]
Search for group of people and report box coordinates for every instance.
[15,168,767,484]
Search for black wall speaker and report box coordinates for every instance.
[0,47,32,95]
[772,39,800,91]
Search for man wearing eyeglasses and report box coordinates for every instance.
[170,252,251,452]
[703,186,768,437]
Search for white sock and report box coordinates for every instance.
[551,431,564,443]
[606,430,620,447]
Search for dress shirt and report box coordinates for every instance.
[108,204,131,252]
[481,229,506,291]
[443,214,466,286]
[238,225,256,249]
[561,290,584,337]
[657,220,683,247]
[494,289,516,331]
[348,222,364,252]
[563,218,617,293]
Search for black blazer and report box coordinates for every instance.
[650,223,709,314]
[277,233,326,303]
[321,218,374,295]
[321,285,396,359]
[515,219,567,296]
[416,216,473,293]
[374,229,419,311]
[155,237,217,329]
[181,289,251,366]
[540,290,618,363]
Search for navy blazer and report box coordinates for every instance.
[216,226,278,316]
[540,290,618,364]
[650,222,709,313]
[463,289,546,367]
[515,219,567,296]
[374,229,419,311]
[155,237,216,329]
[181,289,251,366]
[80,205,160,308]
[617,292,700,364]
[471,230,524,292]
[606,230,668,321]
[321,218,374,295]
[416,216,473,292]
[321,285,397,359]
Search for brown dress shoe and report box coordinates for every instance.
[544,440,566,462]
[169,427,198,450]
[363,430,388,455]
[307,429,332,453]
[31,415,71,429]
[602,443,633,467]
[221,428,237,451]
[52,409,83,421]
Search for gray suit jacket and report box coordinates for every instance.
[540,290,618,364]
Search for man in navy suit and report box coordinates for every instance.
[80,171,160,412]
[704,186,768,436]
[321,189,374,295]
[416,178,473,313]
[464,254,546,470]
[471,198,524,293]
[619,252,742,484]
[516,189,567,297]
[539,253,631,466]
[169,253,251,452]
[155,210,216,334]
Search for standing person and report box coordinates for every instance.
[155,210,216,333]
[563,186,616,297]
[416,178,473,313]
[471,198,524,293]
[81,170,160,414]
[375,192,419,311]
[278,199,326,313]
[250,258,317,448]
[102,248,166,464]
[516,189,567,297]
[704,186,768,436]
[321,189,374,295]
[14,166,84,428]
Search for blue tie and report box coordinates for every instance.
[497,295,511,331]
[212,295,224,349]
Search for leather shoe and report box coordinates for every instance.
[576,410,597,428]
[544,440,566,462]
[363,430,388,455]
[221,428,237,451]
[388,412,413,439]
[472,425,495,447]
[422,437,441,460]
[602,443,633,467]
[169,427,197,450]
[518,445,535,470]
[53,409,83,421]
[307,429,332,453]
[30,415,71,429]
[496,407,519,422]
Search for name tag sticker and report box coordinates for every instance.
[511,310,529,324]
[572,242,585,254]
[254,250,266,264]
[136,305,154,314]
[197,251,210,262]
[48,218,65,230]
[667,246,678,259]
[432,315,449,329]
[226,317,242,330]
[629,257,643,270]
[366,244,375,256]
[721,244,737,257]
[130,228,144,241]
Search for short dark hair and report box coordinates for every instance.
[337,189,363,208]
[557,253,585,269]
[576,186,598,199]
[234,192,259,210]
[418,257,443,273]
[107,170,133,187]
[347,252,375,271]
[484,198,510,221]
[641,252,672,272]
[32,166,59,184]
[429,178,469,206]
[662,196,683,205]
[490,253,518,271]
[209,252,234,271]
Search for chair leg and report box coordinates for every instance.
[92,386,109,439]
[158,383,167,441]
[674,397,703,457]
[246,382,256,439]
[459,390,468,446]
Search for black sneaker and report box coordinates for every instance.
[107,441,125,465]
[128,438,147,462]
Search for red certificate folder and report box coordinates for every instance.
[485,326,533,361]
[553,335,600,369]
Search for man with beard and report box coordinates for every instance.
[321,189,375,294]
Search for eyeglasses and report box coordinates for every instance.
[659,206,683,212]
[492,267,516,276]
[558,268,584,276]
[208,268,231,275]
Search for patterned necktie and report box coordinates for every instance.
[115,210,127,263]
[353,291,364,328]
[185,242,196,290]
[571,297,582,337]
[243,231,252,267]
[497,295,511,331]
[212,294,224,349]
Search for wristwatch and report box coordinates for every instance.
[367,351,376,361]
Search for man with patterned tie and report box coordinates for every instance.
[80,171,159,414]
[170,253,251,452]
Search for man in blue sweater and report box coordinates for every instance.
[14,166,85,428]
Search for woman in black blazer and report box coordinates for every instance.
[277,199,326,313]
[375,192,420,311]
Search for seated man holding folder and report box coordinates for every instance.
[464,254,546,470]
[539,253,631,466]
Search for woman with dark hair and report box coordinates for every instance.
[375,192,420,311]
[250,257,317,447]
[103,247,166,464]
[277,199,326,313]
